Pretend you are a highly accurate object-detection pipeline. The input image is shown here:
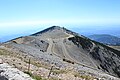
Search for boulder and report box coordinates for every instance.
[0,59,3,64]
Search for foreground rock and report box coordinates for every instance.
[0,59,3,64]
[0,63,33,80]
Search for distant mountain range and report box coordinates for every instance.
[88,34,120,46]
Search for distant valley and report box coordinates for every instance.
[88,34,120,46]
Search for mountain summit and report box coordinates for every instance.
[32,26,79,38]
[0,26,120,80]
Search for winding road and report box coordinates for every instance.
[47,34,98,70]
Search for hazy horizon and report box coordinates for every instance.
[0,0,120,42]
[0,25,120,42]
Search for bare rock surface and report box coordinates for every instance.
[0,63,33,80]
[0,59,3,64]
[0,26,120,80]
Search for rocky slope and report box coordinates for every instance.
[0,59,33,80]
[0,26,120,80]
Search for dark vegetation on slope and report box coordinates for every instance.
[68,35,93,51]
[91,40,120,77]
[113,66,120,77]
[68,35,120,77]
[91,40,120,57]
[62,27,79,36]
[70,35,120,57]
[0,75,8,80]
[89,47,102,62]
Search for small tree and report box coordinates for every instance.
[28,58,31,72]
[48,66,54,79]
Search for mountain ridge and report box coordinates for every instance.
[0,26,120,80]
[31,26,79,37]
[88,34,120,45]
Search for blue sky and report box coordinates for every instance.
[0,0,120,41]
[0,0,120,25]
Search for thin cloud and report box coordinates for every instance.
[0,19,119,27]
